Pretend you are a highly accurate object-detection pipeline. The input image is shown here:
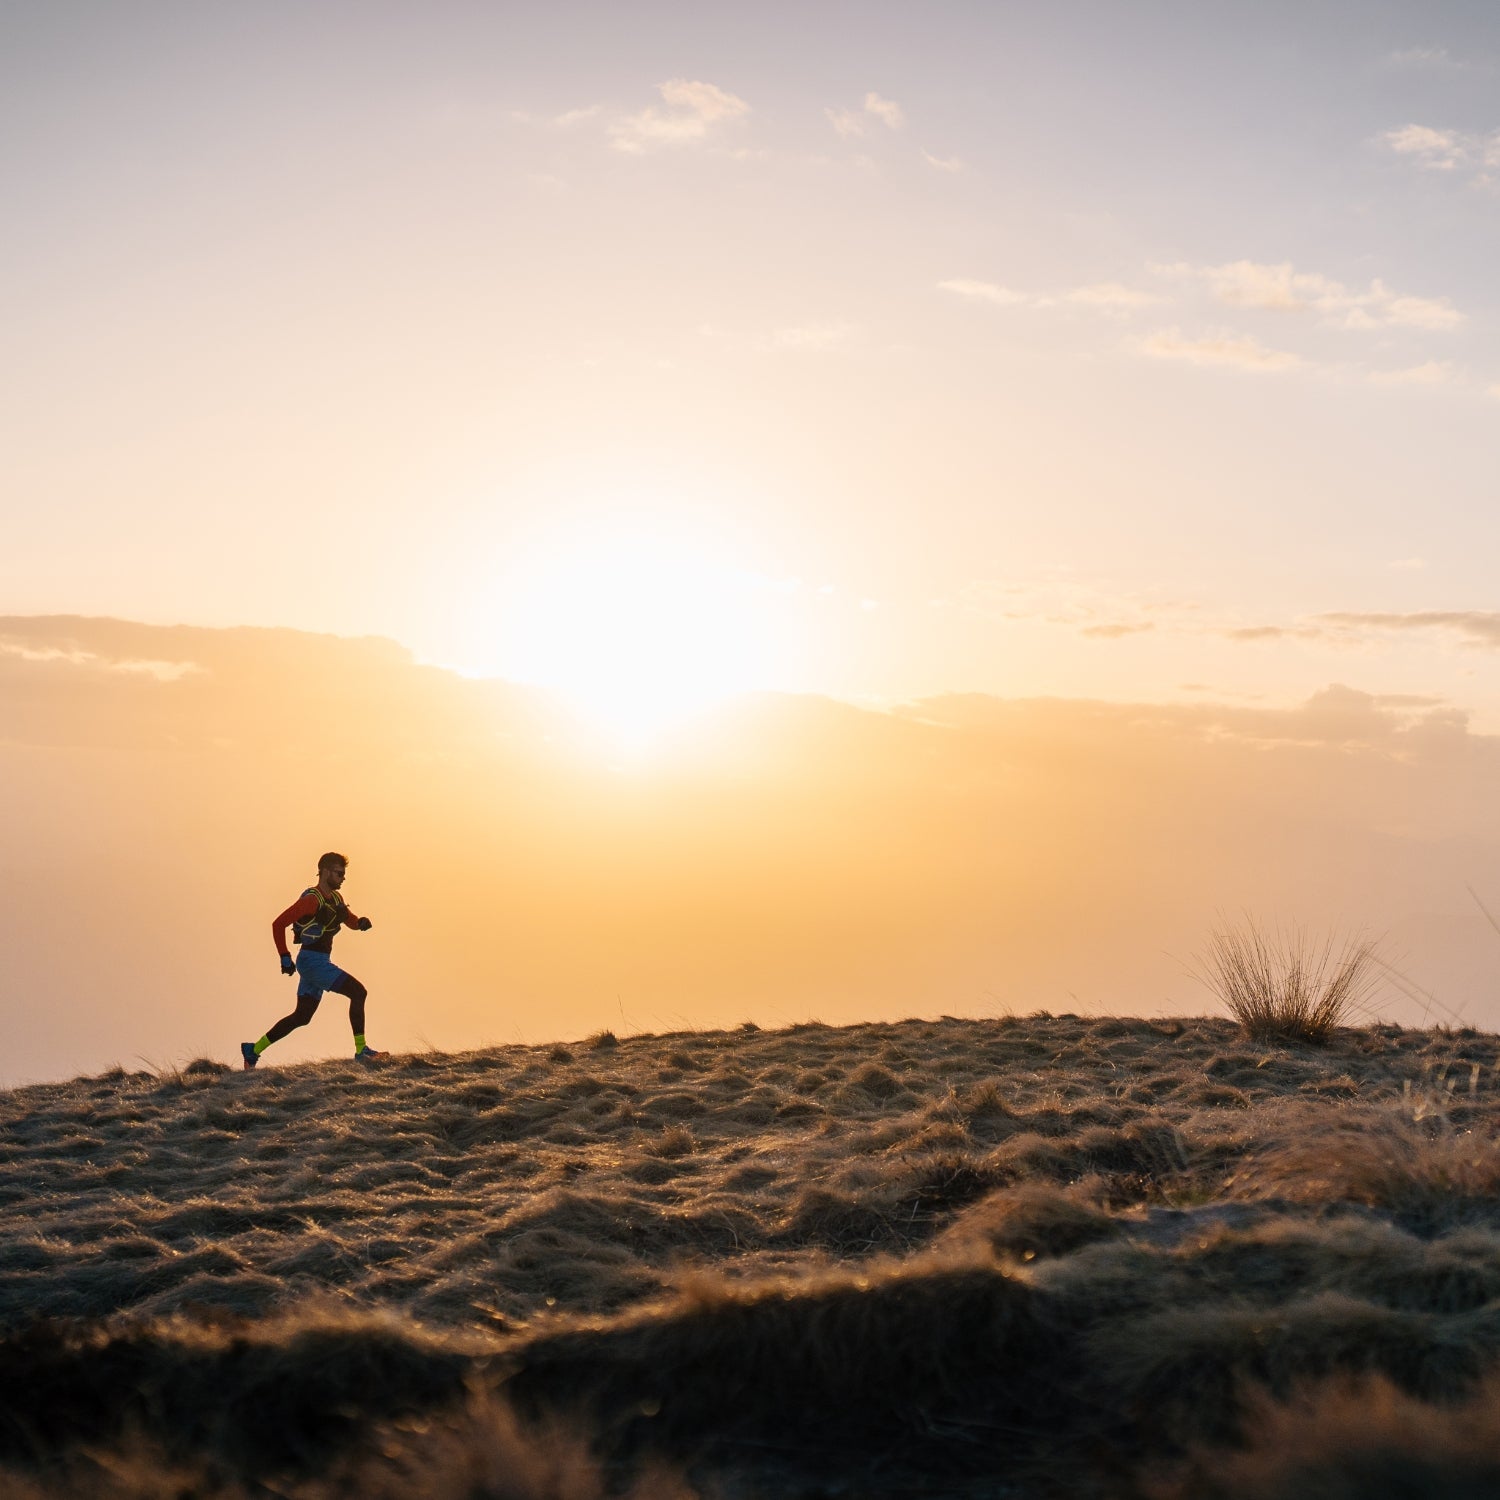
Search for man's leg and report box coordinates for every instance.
[265,992,322,1044]
[332,972,366,1036]
[242,992,322,1068]
[332,972,383,1059]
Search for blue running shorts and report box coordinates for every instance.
[295,949,349,1000]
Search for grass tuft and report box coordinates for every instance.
[1197,919,1379,1045]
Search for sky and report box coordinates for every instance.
[5,1,1499,731]
[4,4,1500,1079]
[6,616,1500,1087]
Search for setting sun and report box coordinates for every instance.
[490,523,779,746]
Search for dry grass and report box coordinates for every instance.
[1147,1373,1500,1498]
[1197,920,1380,1044]
[4,1013,1500,1496]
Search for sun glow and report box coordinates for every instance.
[493,525,780,747]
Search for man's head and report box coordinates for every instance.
[318,852,349,888]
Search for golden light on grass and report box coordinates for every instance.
[1197,918,1382,1044]
[9,1013,1500,1498]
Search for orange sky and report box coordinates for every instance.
[4,617,1499,1085]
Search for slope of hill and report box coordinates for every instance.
[5,1014,1500,1497]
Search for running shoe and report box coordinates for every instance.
[355,1046,387,1064]
[240,1042,259,1071]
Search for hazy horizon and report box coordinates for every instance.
[5,612,1500,1087]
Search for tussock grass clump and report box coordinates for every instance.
[941,1184,1122,1262]
[1199,920,1379,1045]
[1233,1103,1500,1231]
[1150,1374,1500,1499]
[0,1390,689,1500]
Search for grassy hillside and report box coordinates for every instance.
[5,1014,1500,1497]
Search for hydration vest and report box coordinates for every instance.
[292,887,346,946]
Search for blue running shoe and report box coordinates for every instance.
[355,1046,387,1064]
[241,1041,259,1071]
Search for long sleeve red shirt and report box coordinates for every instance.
[272,890,364,957]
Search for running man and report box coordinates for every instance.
[241,852,385,1069]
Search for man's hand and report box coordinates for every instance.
[281,954,296,976]
[357,917,373,931]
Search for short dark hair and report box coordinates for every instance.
[318,851,349,872]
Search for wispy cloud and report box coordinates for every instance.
[609,79,750,153]
[921,150,964,173]
[1385,47,1479,71]
[510,104,605,129]
[759,323,856,352]
[955,577,1170,639]
[1155,259,1463,330]
[1316,611,1500,649]
[1368,360,1455,387]
[1384,123,1469,169]
[1081,622,1155,639]
[938,278,1159,314]
[1064,282,1164,312]
[0,640,202,681]
[825,91,906,139]
[937,278,1029,306]
[824,106,865,139]
[1222,624,1332,642]
[1382,122,1500,180]
[1140,327,1303,373]
[952,581,1500,666]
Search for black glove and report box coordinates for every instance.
[281,954,296,976]
[357,917,372,931]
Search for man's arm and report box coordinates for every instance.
[272,894,319,956]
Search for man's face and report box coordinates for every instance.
[321,863,346,889]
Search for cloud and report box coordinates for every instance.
[1064,282,1163,312]
[1154,260,1463,330]
[863,92,906,130]
[1387,47,1464,68]
[0,638,202,681]
[826,92,906,139]
[955,577,1169,639]
[939,278,1159,314]
[1140,327,1302,373]
[1384,123,1469,169]
[825,106,865,139]
[938,278,1029,306]
[1382,122,1500,178]
[1219,623,1350,645]
[760,323,856,352]
[1316,611,1500,649]
[609,79,750,153]
[1080,622,1155,639]
[921,150,963,173]
[1369,360,1455,386]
